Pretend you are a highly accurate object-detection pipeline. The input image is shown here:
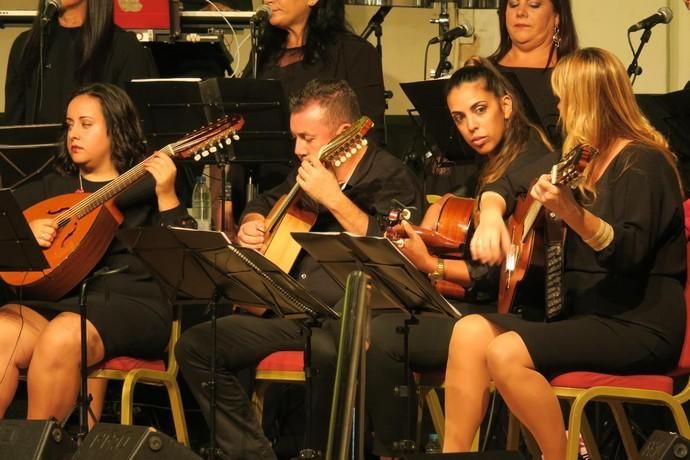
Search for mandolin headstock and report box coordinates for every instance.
[318,116,374,168]
[164,114,245,161]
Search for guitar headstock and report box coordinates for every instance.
[318,116,374,167]
[167,114,245,161]
[552,144,599,188]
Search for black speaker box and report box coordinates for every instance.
[0,419,76,460]
[401,452,524,459]
[73,424,201,460]
[640,429,690,459]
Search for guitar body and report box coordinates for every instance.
[0,193,123,301]
[434,195,475,258]
[262,194,317,273]
[498,194,547,313]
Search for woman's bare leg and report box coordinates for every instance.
[486,332,566,460]
[27,312,105,422]
[0,304,49,417]
[443,315,504,452]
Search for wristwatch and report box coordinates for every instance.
[428,258,445,281]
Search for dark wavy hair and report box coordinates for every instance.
[55,83,147,176]
[257,0,350,69]
[445,57,552,191]
[489,0,578,67]
[21,0,115,83]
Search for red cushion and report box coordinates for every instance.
[98,357,166,372]
[550,371,673,394]
[256,351,304,372]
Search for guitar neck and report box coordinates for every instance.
[54,156,153,227]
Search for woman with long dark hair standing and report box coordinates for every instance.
[4,0,156,125]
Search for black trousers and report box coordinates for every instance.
[366,302,496,457]
[175,313,338,460]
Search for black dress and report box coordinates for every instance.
[4,25,157,125]
[8,172,191,359]
[497,65,561,147]
[484,143,687,376]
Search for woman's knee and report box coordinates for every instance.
[448,314,498,354]
[485,332,533,381]
[33,314,103,365]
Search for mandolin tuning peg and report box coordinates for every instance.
[233,134,240,141]
[210,146,217,153]
[339,155,347,163]
[194,153,202,161]
[334,159,342,167]
[225,138,232,145]
[345,151,352,158]
[362,139,368,146]
[201,150,210,157]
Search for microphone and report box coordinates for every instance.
[429,23,474,45]
[628,7,673,32]
[41,0,61,27]
[251,4,272,24]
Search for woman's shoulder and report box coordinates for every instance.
[111,26,146,47]
[332,31,376,53]
[615,142,678,182]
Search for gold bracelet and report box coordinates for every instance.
[428,258,445,281]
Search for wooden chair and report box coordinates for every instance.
[507,239,690,459]
[89,304,189,446]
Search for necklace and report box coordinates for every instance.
[77,174,84,193]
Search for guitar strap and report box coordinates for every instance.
[544,210,566,321]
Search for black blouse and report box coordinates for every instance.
[4,25,157,125]
[242,144,424,306]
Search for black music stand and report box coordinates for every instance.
[116,226,339,459]
[0,189,48,271]
[292,232,460,459]
[211,78,294,207]
[0,124,62,189]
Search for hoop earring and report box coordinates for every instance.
[552,26,561,49]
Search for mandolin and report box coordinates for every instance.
[261,116,373,273]
[497,144,598,314]
[0,115,245,301]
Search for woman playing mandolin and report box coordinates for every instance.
[367,57,557,459]
[0,83,193,426]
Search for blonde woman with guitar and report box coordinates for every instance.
[0,83,199,426]
[444,48,686,459]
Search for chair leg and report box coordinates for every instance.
[506,412,521,450]
[120,374,138,425]
[416,387,428,448]
[251,381,271,426]
[580,413,602,460]
[425,388,445,446]
[164,379,190,447]
[608,401,638,460]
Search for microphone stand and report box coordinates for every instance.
[627,27,652,85]
[250,16,266,79]
[430,0,451,78]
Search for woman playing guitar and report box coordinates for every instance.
[0,83,196,427]
[368,56,557,458]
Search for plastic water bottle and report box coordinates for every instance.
[191,175,211,230]
[424,433,442,454]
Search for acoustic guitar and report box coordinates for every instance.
[497,144,598,314]
[261,116,374,273]
[385,194,475,298]
[0,115,245,301]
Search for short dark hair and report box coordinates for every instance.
[289,79,361,128]
[55,83,147,176]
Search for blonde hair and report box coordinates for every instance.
[551,47,680,197]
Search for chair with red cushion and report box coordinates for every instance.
[506,239,690,459]
[251,350,306,424]
[89,305,189,446]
